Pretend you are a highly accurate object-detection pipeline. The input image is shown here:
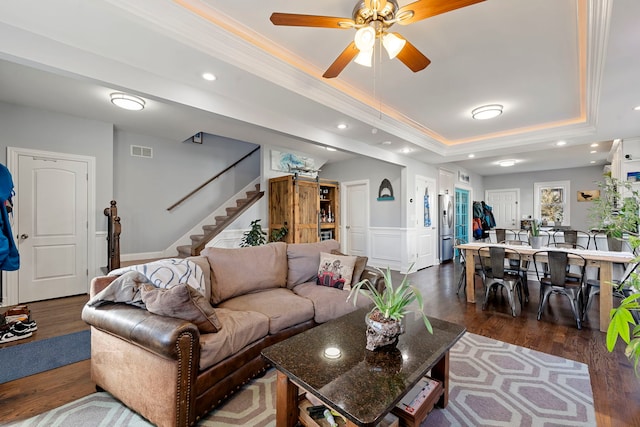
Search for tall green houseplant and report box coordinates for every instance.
[590,172,640,374]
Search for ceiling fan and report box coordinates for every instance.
[270,0,485,78]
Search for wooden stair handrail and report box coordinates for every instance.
[167,146,260,211]
[104,200,121,271]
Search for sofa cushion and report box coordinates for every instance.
[317,252,357,290]
[293,281,373,323]
[218,288,315,334]
[331,250,368,284]
[202,242,288,305]
[199,308,269,370]
[140,283,222,333]
[286,240,340,289]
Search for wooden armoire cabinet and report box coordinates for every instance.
[269,175,339,244]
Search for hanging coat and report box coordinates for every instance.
[0,164,19,271]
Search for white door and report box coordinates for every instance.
[485,189,520,229]
[343,181,369,257]
[16,155,89,302]
[415,176,436,270]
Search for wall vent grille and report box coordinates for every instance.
[130,145,153,158]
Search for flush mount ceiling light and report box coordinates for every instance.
[326,147,337,152]
[471,104,503,120]
[202,72,216,81]
[556,141,567,146]
[590,142,599,147]
[498,159,516,167]
[633,105,640,111]
[337,123,348,130]
[468,154,475,158]
[110,93,145,111]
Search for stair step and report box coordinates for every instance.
[202,224,217,232]
[190,234,204,244]
[177,245,193,258]
[226,207,239,215]
[215,216,229,224]
[245,191,259,198]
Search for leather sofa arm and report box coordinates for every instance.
[82,303,200,361]
[360,267,386,294]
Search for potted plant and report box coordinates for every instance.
[607,235,640,375]
[347,265,432,351]
[590,172,640,374]
[589,172,640,248]
[239,219,267,247]
[529,219,544,249]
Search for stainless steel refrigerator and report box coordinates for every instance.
[439,194,454,262]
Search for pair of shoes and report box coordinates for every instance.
[0,321,33,343]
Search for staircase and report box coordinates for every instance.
[176,184,264,257]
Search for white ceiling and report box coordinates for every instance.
[0,0,638,176]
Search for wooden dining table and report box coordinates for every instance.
[456,241,635,332]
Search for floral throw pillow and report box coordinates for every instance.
[317,252,357,290]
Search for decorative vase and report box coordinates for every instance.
[365,309,405,351]
[530,236,544,249]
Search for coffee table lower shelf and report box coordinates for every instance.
[299,398,399,427]
[390,377,444,427]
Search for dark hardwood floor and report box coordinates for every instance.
[1,261,639,425]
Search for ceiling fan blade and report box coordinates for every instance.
[397,0,484,25]
[393,34,431,72]
[323,41,359,79]
[270,13,354,29]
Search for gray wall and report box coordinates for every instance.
[113,131,259,253]
[483,165,606,230]
[0,101,114,229]
[320,157,403,227]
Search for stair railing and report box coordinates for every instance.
[104,200,121,271]
[167,146,260,211]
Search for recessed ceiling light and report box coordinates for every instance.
[381,141,392,145]
[401,147,413,154]
[556,141,567,146]
[337,123,348,130]
[110,93,145,111]
[202,72,217,81]
[471,104,503,120]
[590,160,596,164]
[633,105,640,111]
[590,143,599,147]
[590,150,597,154]
[326,147,337,152]
[498,159,516,167]
[468,154,475,158]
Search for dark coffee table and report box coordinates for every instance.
[261,308,466,427]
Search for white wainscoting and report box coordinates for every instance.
[368,227,411,273]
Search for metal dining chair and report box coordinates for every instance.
[533,250,587,329]
[455,238,483,295]
[478,246,524,317]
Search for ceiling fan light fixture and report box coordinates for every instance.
[354,26,376,51]
[471,104,503,120]
[382,33,406,59]
[110,93,145,111]
[354,49,374,67]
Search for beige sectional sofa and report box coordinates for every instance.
[81,240,383,427]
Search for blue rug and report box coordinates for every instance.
[0,330,91,384]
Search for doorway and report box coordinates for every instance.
[454,188,470,256]
[415,176,436,270]
[485,188,520,229]
[342,180,369,257]
[6,148,96,305]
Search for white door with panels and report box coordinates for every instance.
[485,189,520,229]
[343,180,369,257]
[14,153,90,302]
[415,176,436,270]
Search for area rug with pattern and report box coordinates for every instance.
[6,332,595,426]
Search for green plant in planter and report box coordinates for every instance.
[239,219,267,247]
[530,218,540,237]
[589,172,640,239]
[347,264,433,334]
[607,235,640,375]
